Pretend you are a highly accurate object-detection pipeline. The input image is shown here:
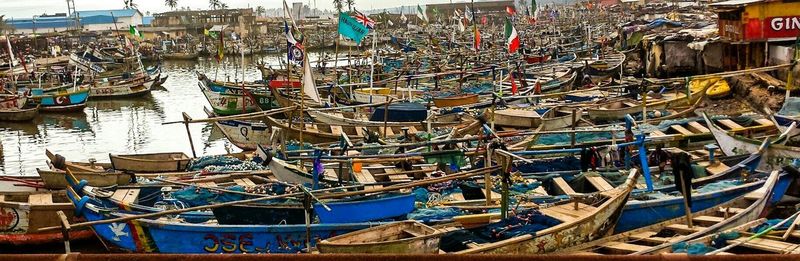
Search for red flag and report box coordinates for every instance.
[534,81,542,94]
[506,6,516,16]
[473,26,481,50]
[481,16,488,25]
[510,74,518,95]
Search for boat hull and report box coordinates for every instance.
[36,169,132,189]
[109,153,190,173]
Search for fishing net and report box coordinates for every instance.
[186,156,267,172]
[711,231,740,249]
[779,97,800,116]
[171,186,247,207]
[695,180,742,194]
[671,242,717,255]
[536,132,621,146]
[514,156,581,173]
[474,209,562,240]
[407,207,463,223]
[751,218,796,233]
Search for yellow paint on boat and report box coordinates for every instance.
[706,78,731,99]
[354,87,392,95]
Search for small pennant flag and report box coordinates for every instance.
[505,18,520,54]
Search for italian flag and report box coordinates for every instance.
[505,18,519,54]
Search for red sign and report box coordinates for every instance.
[763,16,800,39]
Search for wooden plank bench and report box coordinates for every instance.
[687,122,710,133]
[665,224,706,233]
[552,177,576,194]
[693,215,725,225]
[730,238,800,254]
[599,242,651,254]
[718,119,744,130]
[330,125,343,136]
[705,163,730,176]
[650,130,667,137]
[28,193,53,205]
[670,125,695,136]
[755,118,775,127]
[586,176,614,191]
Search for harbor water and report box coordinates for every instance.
[0,53,327,176]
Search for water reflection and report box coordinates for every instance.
[0,53,310,175]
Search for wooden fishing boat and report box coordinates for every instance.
[586,86,705,121]
[89,75,154,98]
[583,50,626,81]
[199,81,261,116]
[0,176,46,192]
[109,152,191,173]
[162,52,199,60]
[486,107,581,131]
[703,113,800,170]
[204,107,272,151]
[0,191,94,245]
[0,104,39,122]
[557,168,791,255]
[351,87,397,104]
[65,188,383,253]
[28,86,90,112]
[438,168,639,254]
[317,221,442,254]
[767,97,800,143]
[433,94,479,108]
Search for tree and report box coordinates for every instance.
[165,0,178,10]
[123,0,137,9]
[256,6,266,17]
[220,3,228,9]
[346,0,354,11]
[0,15,9,35]
[209,0,221,10]
[332,0,343,13]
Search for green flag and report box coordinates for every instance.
[338,12,369,44]
[129,25,143,38]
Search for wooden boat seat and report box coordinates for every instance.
[586,176,614,191]
[111,189,140,204]
[383,168,412,182]
[323,169,339,180]
[705,163,730,176]
[540,203,595,222]
[729,238,800,254]
[718,207,746,215]
[599,242,651,254]
[665,224,706,233]
[402,229,426,237]
[670,125,695,136]
[233,178,257,187]
[407,126,419,135]
[354,169,379,189]
[693,215,725,225]
[622,102,639,108]
[687,122,710,133]
[635,184,648,190]
[354,127,365,137]
[755,119,774,127]
[28,193,53,205]
[330,125,343,136]
[718,119,744,130]
[650,130,667,137]
[379,127,395,137]
[552,177,576,194]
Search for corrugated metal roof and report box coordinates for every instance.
[142,16,154,25]
[76,9,141,18]
[709,0,763,7]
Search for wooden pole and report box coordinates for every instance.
[56,211,71,254]
[181,112,197,158]
[382,98,393,139]
[485,143,493,206]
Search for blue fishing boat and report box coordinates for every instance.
[315,193,416,223]
[29,86,90,112]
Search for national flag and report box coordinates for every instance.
[204,28,209,36]
[473,26,481,51]
[338,12,369,44]
[124,37,134,52]
[352,10,375,29]
[458,18,466,32]
[506,6,516,16]
[532,0,538,16]
[400,12,408,23]
[510,73,518,95]
[129,25,143,39]
[417,5,428,23]
[481,16,488,25]
[285,21,304,64]
[504,18,520,54]
[216,31,224,62]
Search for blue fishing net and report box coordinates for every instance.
[514,156,581,173]
[462,82,494,94]
[407,207,463,223]
[711,231,740,249]
[172,186,246,207]
[751,217,796,233]
[671,242,716,255]
[474,209,562,240]
[695,180,742,194]
[536,132,622,146]
[779,97,800,116]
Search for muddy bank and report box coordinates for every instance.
[728,74,786,113]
